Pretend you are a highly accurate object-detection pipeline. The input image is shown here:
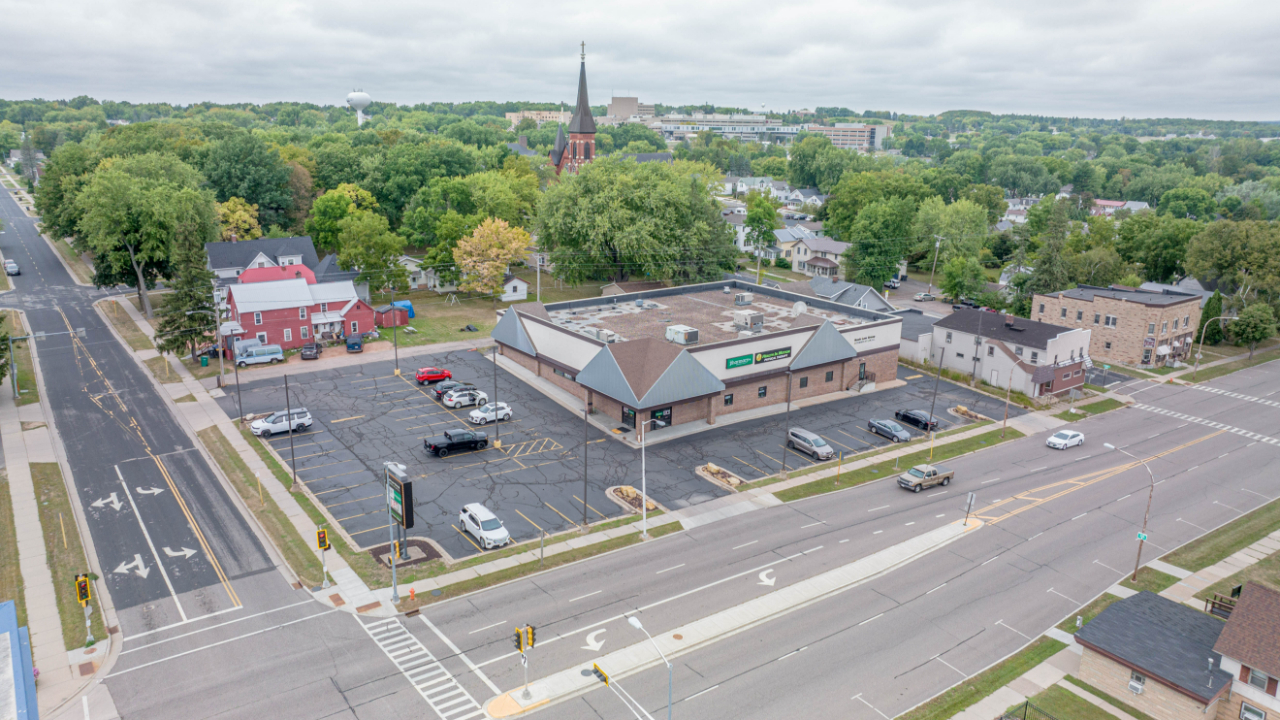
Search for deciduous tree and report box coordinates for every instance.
[305,183,379,253]
[454,218,531,300]
[1229,303,1276,359]
[336,211,408,290]
[216,197,262,242]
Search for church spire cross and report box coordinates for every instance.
[580,41,585,61]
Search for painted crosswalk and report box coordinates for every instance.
[1186,384,1280,408]
[1131,403,1280,445]
[361,617,485,720]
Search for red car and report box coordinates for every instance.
[415,367,452,385]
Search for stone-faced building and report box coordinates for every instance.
[1033,284,1202,368]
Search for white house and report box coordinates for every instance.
[930,309,1092,398]
[500,274,529,302]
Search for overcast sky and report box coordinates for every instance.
[4,0,1278,120]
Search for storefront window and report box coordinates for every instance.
[651,407,672,425]
[622,407,636,428]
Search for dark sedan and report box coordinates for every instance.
[894,409,940,432]
[431,380,475,400]
[868,418,911,443]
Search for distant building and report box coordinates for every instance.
[505,110,571,130]
[505,136,540,157]
[1034,284,1202,367]
[550,49,597,176]
[607,97,654,120]
[931,309,1091,398]
[802,123,891,151]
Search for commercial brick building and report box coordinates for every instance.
[1033,285,1202,368]
[492,280,902,441]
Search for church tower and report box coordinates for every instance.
[551,43,597,176]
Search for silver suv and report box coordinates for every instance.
[250,408,313,438]
[787,428,835,460]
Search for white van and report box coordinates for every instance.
[236,344,284,367]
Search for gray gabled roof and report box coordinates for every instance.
[205,236,319,271]
[313,253,359,283]
[551,125,567,165]
[576,337,723,409]
[791,321,857,371]
[506,141,540,157]
[637,350,726,408]
[567,61,597,134]
[492,310,536,357]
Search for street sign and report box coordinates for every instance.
[963,492,976,514]
[1137,532,1148,541]
[520,653,527,668]
[1103,364,1110,370]
[383,462,414,529]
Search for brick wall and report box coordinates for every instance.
[1079,648,1213,720]
[1034,294,1201,367]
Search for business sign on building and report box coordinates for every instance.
[726,353,755,370]
[755,347,792,364]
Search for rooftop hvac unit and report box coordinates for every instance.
[665,325,699,345]
[723,286,732,294]
[733,310,764,331]
[598,329,618,343]
[734,292,754,306]
[1128,681,1144,695]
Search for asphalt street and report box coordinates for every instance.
[218,348,1021,560]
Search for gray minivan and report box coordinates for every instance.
[787,428,835,460]
[236,344,284,367]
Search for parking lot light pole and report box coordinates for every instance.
[493,344,500,448]
[582,401,589,529]
[781,370,793,476]
[928,349,946,459]
[284,374,298,491]
[1192,316,1230,382]
[640,418,666,539]
[627,616,672,720]
[1104,442,1156,582]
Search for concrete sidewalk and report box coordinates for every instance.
[1157,531,1280,608]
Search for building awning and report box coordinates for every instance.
[806,257,838,268]
[1156,345,1171,356]
[220,321,244,336]
[311,311,343,324]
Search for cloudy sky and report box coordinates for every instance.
[4,0,1278,120]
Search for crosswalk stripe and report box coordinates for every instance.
[360,618,485,719]
[1130,404,1280,447]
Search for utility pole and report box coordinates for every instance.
[492,343,500,448]
[928,348,946,459]
[1105,443,1156,582]
[582,399,589,528]
[391,282,400,376]
[927,236,942,295]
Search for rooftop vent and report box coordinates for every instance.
[665,325,699,345]
[734,292,754,306]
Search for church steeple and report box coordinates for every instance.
[567,42,596,135]
[552,43,598,176]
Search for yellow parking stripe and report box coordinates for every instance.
[302,470,366,484]
[350,523,390,536]
[331,415,365,424]
[574,495,609,521]
[732,456,766,477]
[779,444,817,465]
[544,502,580,527]
[905,374,923,380]
[454,524,483,552]
[313,483,370,496]
[513,509,543,533]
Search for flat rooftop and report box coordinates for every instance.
[545,288,879,345]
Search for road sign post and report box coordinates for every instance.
[76,574,93,645]
[963,492,977,525]
[383,462,411,604]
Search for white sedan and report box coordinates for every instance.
[469,402,512,425]
[1046,430,1085,449]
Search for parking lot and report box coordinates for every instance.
[218,350,1024,560]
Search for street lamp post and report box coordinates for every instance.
[927,348,946,458]
[927,236,942,295]
[781,370,793,475]
[627,616,672,720]
[639,417,666,539]
[1192,315,1231,382]
[1104,442,1156,582]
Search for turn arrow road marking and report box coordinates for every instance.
[91,492,123,511]
[135,487,165,496]
[581,628,606,651]
[113,554,151,579]
[758,569,776,587]
[162,546,197,559]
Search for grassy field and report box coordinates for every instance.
[0,470,26,628]
[102,300,155,352]
[1120,567,1180,594]
[1056,593,1123,634]
[1060,676,1158,720]
[5,312,38,406]
[1163,497,1280,571]
[1193,345,1280,383]
[1197,550,1280,599]
[898,637,1066,720]
[144,356,184,384]
[774,428,1025,502]
[1011,685,1121,720]
[1054,398,1126,422]
[31,462,105,649]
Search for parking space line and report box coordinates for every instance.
[574,495,609,520]
[268,430,326,440]
[349,523,390,536]
[291,449,337,460]
[267,439,325,451]
[733,456,767,476]
[779,445,817,465]
[327,494,382,508]
[296,458,360,473]
[837,429,876,447]
[330,415,365,424]
[826,437,857,453]
[302,470,366,484]
[905,374,923,380]
[454,525,483,552]
[544,502,580,528]
[513,509,544,532]
[336,508,382,522]
[752,448,783,467]
[314,483,372,496]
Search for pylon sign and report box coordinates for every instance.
[383,462,414,529]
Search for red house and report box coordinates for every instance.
[223,278,376,350]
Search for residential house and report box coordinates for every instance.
[785,188,828,209]
[1003,208,1029,224]
[790,236,850,278]
[777,277,895,313]
[1034,284,1202,367]
[930,309,1091,398]
[501,274,530,302]
[205,235,368,305]
[506,135,541,157]
[1075,592,1233,720]
[1091,199,1152,216]
[1214,584,1280,720]
[398,256,426,289]
[892,308,939,363]
[223,279,376,350]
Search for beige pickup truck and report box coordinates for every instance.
[897,464,954,493]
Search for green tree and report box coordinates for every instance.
[216,197,262,242]
[1229,303,1276,359]
[910,197,988,259]
[962,184,1008,224]
[454,218,531,301]
[1069,246,1127,287]
[536,156,736,284]
[987,154,1057,196]
[1185,221,1280,305]
[1197,291,1225,345]
[33,141,100,241]
[1117,273,1143,288]
[1029,202,1072,295]
[751,156,787,179]
[200,132,293,227]
[1157,187,1215,219]
[940,255,987,301]
[825,171,933,241]
[305,183,379,253]
[336,211,408,290]
[842,197,916,287]
[154,188,219,361]
[745,193,781,280]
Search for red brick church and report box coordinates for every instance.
[550,45,597,175]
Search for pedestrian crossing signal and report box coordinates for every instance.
[514,628,525,653]
[525,625,536,649]
[593,662,609,686]
[75,574,91,606]
[316,529,330,550]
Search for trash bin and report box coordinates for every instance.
[200,356,209,367]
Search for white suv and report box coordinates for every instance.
[459,503,510,549]
[443,388,488,409]
[250,408,314,438]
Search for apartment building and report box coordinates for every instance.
[606,97,655,119]
[504,110,572,129]
[802,123,891,151]
[1034,285,1202,367]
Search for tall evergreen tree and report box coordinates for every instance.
[155,188,219,361]
[1197,291,1225,345]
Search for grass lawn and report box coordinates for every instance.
[0,470,26,628]
[5,312,38,406]
[1163,496,1280,571]
[898,636,1066,720]
[102,300,154,352]
[1060,676,1159,720]
[31,462,106,649]
[174,393,196,403]
[1193,345,1280,383]
[197,427,326,587]
[46,237,94,285]
[1120,567,1180,594]
[1056,593,1122,634]
[1012,685,1121,720]
[1055,398,1125,421]
[1148,366,1180,375]
[1083,384,1108,393]
[144,356,184,384]
[1196,337,1280,359]
[1196,549,1280,600]
[773,428,1025,502]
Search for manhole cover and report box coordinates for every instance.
[673,634,683,640]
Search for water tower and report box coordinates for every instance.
[347,90,372,126]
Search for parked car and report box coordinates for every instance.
[345,335,363,353]
[913,292,935,302]
[236,344,284,367]
[459,503,510,549]
[787,428,835,460]
[443,388,488,409]
[469,402,512,425]
[883,278,901,289]
[895,409,940,432]
[4,260,19,276]
[432,380,475,400]
[300,343,322,360]
[415,367,452,384]
[250,408,313,438]
[424,428,488,457]
[897,463,954,493]
[868,418,911,443]
[1046,430,1085,450]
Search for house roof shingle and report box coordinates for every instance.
[935,309,1076,351]
[205,236,319,271]
[1214,583,1280,678]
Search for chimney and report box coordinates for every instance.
[1005,316,1014,327]
[518,135,528,148]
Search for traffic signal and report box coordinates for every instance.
[75,574,91,606]
[316,529,329,550]
[525,625,536,649]
[513,628,525,653]
[593,662,610,687]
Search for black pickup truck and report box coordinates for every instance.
[424,428,488,457]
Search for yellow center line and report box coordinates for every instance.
[513,508,544,532]
[544,501,580,527]
[330,415,365,424]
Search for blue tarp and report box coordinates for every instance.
[1,600,38,719]
[391,300,415,319]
